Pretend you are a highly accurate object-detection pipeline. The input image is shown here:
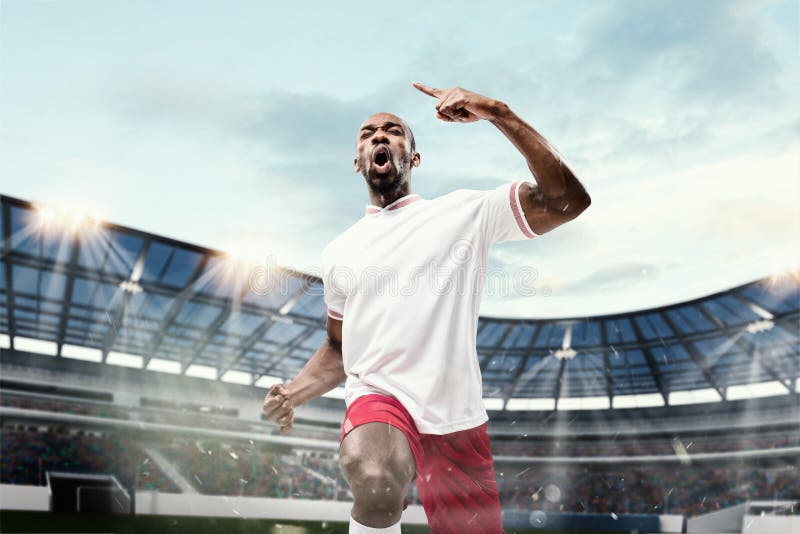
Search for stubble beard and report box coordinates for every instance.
[362,150,411,195]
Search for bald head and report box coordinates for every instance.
[358,112,415,151]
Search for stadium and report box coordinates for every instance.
[1,192,797,534]
[2,2,799,531]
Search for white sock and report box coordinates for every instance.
[349,515,401,534]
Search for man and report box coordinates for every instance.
[262,82,591,533]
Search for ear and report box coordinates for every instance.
[411,152,421,168]
[354,157,360,173]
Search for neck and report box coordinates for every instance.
[367,183,412,208]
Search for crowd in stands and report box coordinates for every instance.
[497,463,799,516]
[6,387,794,460]
[280,424,341,441]
[2,391,797,518]
[0,390,257,432]
[492,430,799,457]
[0,424,177,492]
[0,393,129,419]
[133,410,254,432]
[160,439,343,500]
[1,389,348,437]
[5,391,795,459]
[293,450,422,503]
[2,422,796,515]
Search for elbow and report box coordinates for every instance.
[568,187,591,217]
[578,191,591,212]
[563,171,590,215]
[326,335,343,354]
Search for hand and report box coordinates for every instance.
[262,383,294,435]
[412,82,504,123]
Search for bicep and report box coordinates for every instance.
[518,182,591,235]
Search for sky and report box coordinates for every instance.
[1,0,798,319]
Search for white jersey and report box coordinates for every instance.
[321,181,538,434]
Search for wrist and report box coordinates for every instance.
[284,380,306,406]
[285,375,330,407]
[487,99,511,123]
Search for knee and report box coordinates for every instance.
[354,470,405,511]
[340,455,407,509]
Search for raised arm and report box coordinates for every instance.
[261,316,345,434]
[412,82,591,235]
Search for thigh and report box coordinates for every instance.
[417,423,502,534]
[339,421,416,484]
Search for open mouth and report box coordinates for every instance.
[371,145,392,174]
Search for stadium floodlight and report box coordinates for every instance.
[554,324,577,359]
[220,253,258,275]
[119,279,143,294]
[745,319,774,334]
[220,239,273,274]
[747,303,774,320]
[32,202,103,236]
[34,204,58,227]
[554,347,577,360]
[562,323,573,349]
[278,295,300,315]
[0,334,10,349]
[767,254,800,284]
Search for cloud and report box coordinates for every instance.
[517,0,795,184]
[92,2,797,315]
[575,0,782,100]
[555,260,665,295]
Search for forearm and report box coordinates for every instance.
[489,103,584,199]
[285,339,346,407]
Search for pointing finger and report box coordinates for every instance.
[412,81,442,98]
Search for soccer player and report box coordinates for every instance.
[262,82,591,533]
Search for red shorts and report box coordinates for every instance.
[340,394,502,533]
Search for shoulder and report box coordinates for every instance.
[428,187,488,207]
[424,185,511,215]
[322,218,367,262]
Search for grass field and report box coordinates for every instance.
[0,511,627,534]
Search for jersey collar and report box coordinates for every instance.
[365,193,423,215]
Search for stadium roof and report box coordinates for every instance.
[2,194,798,410]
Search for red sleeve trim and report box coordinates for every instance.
[509,181,538,239]
[327,308,344,320]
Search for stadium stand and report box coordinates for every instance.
[1,423,177,492]
[1,193,798,531]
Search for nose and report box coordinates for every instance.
[372,130,388,144]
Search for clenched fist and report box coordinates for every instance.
[262,383,294,434]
